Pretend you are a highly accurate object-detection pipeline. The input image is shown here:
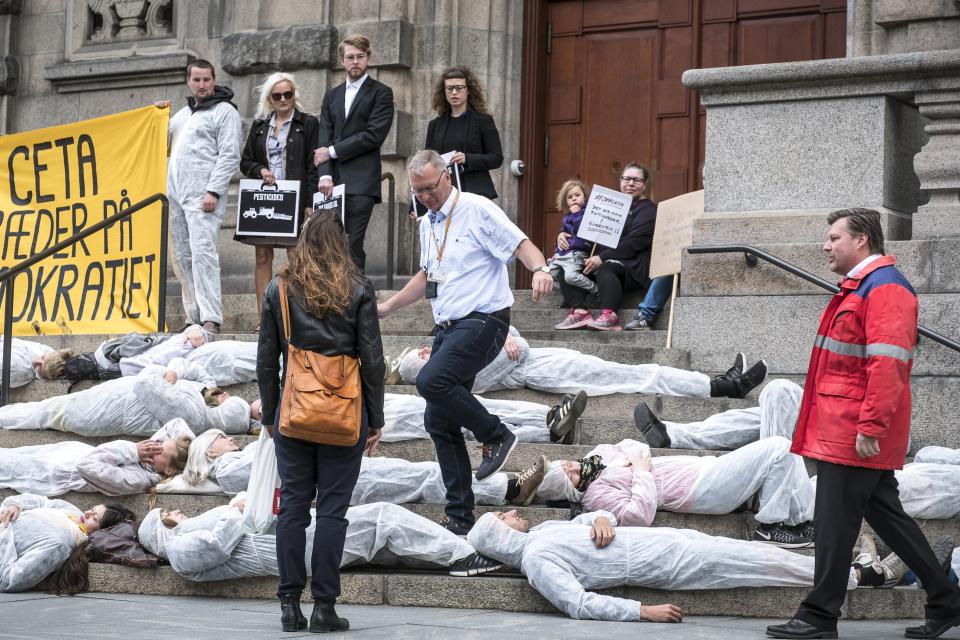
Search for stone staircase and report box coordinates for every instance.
[5,274,958,619]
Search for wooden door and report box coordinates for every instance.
[519,0,847,266]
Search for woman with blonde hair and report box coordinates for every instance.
[257,210,384,632]
[239,72,320,321]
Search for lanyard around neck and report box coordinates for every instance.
[430,190,460,264]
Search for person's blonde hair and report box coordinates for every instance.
[555,179,588,213]
[183,430,222,485]
[255,72,304,120]
[166,436,191,478]
[279,211,358,318]
[338,34,371,59]
[38,349,73,380]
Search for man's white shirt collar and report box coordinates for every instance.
[346,74,368,91]
[847,253,882,278]
[429,187,460,223]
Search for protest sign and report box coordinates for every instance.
[313,183,346,224]
[648,189,704,279]
[235,179,300,238]
[0,106,168,336]
[575,184,633,249]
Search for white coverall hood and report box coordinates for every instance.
[399,349,427,384]
[137,508,174,558]
[467,512,529,569]
[538,461,584,502]
[207,396,250,432]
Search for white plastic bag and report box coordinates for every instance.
[241,428,281,534]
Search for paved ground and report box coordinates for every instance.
[1,592,954,639]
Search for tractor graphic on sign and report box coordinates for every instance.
[242,206,293,221]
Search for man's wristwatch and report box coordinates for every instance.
[535,266,551,276]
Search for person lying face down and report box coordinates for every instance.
[0,493,135,594]
[137,498,501,582]
[536,437,816,548]
[0,360,253,437]
[0,418,193,497]
[396,329,768,399]
[467,509,858,623]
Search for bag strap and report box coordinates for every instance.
[278,276,292,343]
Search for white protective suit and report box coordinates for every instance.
[539,437,813,527]
[0,494,88,592]
[0,359,249,436]
[1,338,52,388]
[663,379,802,450]
[167,89,242,326]
[0,419,194,496]
[383,392,550,443]
[138,500,474,581]
[119,331,257,387]
[468,510,856,622]
[207,439,261,495]
[471,328,710,397]
[892,446,960,519]
[353,457,508,506]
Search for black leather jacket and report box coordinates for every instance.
[256,275,385,430]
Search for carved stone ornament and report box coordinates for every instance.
[87,0,172,43]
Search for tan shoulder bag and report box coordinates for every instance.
[277,276,362,446]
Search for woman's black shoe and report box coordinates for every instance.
[280,594,307,632]
[310,602,350,633]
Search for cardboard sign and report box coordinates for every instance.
[0,106,167,336]
[313,183,346,224]
[235,179,301,237]
[575,184,634,249]
[648,189,704,279]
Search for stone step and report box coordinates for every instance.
[681,239,960,297]
[673,293,960,376]
[85,564,927,620]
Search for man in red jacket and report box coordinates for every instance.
[767,209,960,640]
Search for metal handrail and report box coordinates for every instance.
[687,244,960,354]
[1,193,169,405]
[381,172,396,290]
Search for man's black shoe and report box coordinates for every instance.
[439,516,473,536]
[476,430,517,480]
[548,390,587,445]
[766,619,837,639]
[310,601,349,633]
[730,359,768,399]
[904,614,960,639]
[279,594,307,632]
[448,552,505,577]
[633,401,670,449]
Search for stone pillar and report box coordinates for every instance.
[913,90,960,238]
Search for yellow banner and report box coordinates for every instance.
[0,106,168,336]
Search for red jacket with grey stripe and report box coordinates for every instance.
[790,255,917,470]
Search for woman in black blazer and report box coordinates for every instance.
[424,66,504,201]
[239,72,319,319]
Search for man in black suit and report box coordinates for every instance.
[314,34,395,271]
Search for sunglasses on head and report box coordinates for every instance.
[271,90,294,101]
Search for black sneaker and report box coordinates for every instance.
[711,352,746,384]
[795,521,816,544]
[439,516,473,536]
[547,390,587,445]
[633,401,670,449]
[729,359,768,399]
[753,522,813,548]
[448,552,505,577]
[475,430,517,481]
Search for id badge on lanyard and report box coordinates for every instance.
[425,193,459,300]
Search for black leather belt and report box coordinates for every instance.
[435,307,510,331]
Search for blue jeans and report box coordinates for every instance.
[273,408,368,604]
[637,275,674,321]
[417,309,511,525]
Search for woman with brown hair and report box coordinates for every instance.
[0,494,134,594]
[423,66,504,201]
[256,211,385,633]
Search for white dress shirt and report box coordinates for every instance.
[328,74,369,161]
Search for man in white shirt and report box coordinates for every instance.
[378,150,554,536]
[314,34,395,271]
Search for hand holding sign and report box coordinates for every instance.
[313,184,346,225]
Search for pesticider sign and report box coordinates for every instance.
[0,106,168,335]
